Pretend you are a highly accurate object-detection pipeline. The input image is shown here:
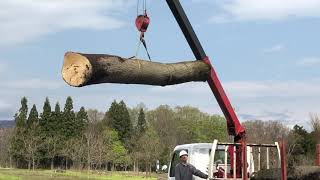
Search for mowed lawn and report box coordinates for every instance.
[0,168,158,180]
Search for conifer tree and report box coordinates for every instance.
[27,104,39,128]
[63,96,76,138]
[52,102,62,133]
[40,97,52,134]
[46,102,62,170]
[53,102,62,132]
[136,108,146,138]
[76,106,88,136]
[108,100,132,148]
[119,100,133,146]
[25,104,41,170]
[15,97,28,128]
[12,97,28,166]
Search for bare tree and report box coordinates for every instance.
[136,127,162,177]
[87,109,104,123]
[310,113,320,143]
[0,128,13,168]
[84,112,102,172]
[45,136,60,170]
[21,126,42,171]
[243,120,289,169]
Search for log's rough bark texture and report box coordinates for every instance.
[62,52,211,87]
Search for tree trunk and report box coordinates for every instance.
[51,158,54,170]
[9,156,12,168]
[133,161,136,173]
[32,157,35,171]
[62,52,210,87]
[87,138,90,172]
[65,158,68,170]
[137,161,139,174]
[28,160,31,170]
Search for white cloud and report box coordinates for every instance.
[226,80,320,98]
[0,101,12,110]
[0,0,133,46]
[0,100,14,120]
[262,44,285,53]
[149,80,320,98]
[297,57,320,67]
[238,110,292,123]
[0,62,8,73]
[210,0,320,22]
[1,78,63,90]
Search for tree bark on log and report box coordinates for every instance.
[62,52,211,87]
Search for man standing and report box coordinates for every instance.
[175,150,209,180]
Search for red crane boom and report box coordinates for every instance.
[165,0,245,142]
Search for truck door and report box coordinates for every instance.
[168,149,188,180]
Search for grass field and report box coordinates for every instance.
[0,168,158,180]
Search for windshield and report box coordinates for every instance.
[192,148,210,173]
[169,146,231,177]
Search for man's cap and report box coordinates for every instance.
[179,150,188,157]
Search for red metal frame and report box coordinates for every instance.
[280,140,287,180]
[241,140,248,180]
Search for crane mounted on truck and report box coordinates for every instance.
[163,1,287,179]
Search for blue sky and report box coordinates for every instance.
[1,0,320,129]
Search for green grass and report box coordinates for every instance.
[0,168,157,180]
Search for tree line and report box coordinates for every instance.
[0,97,228,174]
[0,97,319,173]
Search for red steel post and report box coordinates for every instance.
[280,140,287,180]
[242,140,248,180]
[316,144,320,166]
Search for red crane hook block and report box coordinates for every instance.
[135,13,150,33]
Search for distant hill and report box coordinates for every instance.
[0,120,15,128]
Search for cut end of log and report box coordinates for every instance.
[62,52,92,87]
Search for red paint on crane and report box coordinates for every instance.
[316,144,320,166]
[203,57,245,139]
[280,140,287,180]
[204,56,245,178]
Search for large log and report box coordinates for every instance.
[62,52,211,87]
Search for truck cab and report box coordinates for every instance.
[168,141,258,180]
[168,140,281,180]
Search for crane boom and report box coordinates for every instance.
[165,0,245,141]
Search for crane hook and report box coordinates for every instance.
[135,11,150,33]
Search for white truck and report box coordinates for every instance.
[168,140,281,180]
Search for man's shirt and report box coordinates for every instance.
[175,162,208,180]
